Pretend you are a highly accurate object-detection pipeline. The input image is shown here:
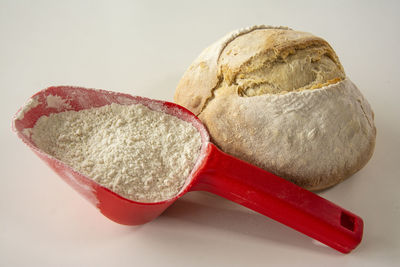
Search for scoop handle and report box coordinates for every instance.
[191,143,363,253]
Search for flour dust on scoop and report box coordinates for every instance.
[31,103,202,202]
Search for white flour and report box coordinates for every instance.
[31,103,202,202]
[16,96,39,120]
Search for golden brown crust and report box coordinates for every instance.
[219,29,343,84]
[174,26,295,115]
[175,26,376,190]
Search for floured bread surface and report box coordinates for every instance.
[174,26,376,190]
[31,103,202,202]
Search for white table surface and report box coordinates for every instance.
[1,0,399,266]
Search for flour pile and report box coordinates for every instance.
[31,103,202,202]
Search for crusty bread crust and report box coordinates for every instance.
[199,79,376,190]
[174,26,376,190]
[175,26,290,115]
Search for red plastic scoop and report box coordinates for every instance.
[13,86,363,253]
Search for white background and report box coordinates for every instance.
[1,0,399,266]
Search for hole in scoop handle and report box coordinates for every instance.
[191,143,363,253]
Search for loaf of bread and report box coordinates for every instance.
[174,25,376,190]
